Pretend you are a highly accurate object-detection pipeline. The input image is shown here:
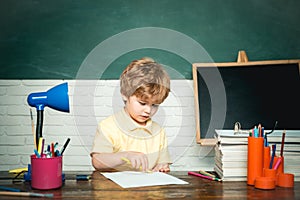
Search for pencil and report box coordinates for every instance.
[0,191,53,198]
[199,170,216,178]
[258,124,262,137]
[188,171,222,182]
[60,138,70,156]
[121,157,152,173]
[280,130,286,157]
[0,186,21,192]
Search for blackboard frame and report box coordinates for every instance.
[192,59,300,145]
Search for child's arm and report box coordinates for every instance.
[92,151,149,171]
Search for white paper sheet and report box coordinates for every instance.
[101,171,189,188]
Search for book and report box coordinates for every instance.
[214,129,300,181]
[214,164,246,181]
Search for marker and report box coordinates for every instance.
[269,144,276,169]
[273,157,282,170]
[51,143,55,157]
[54,142,59,151]
[188,171,222,182]
[46,144,51,157]
[254,126,258,137]
[60,138,70,156]
[76,175,91,181]
[55,150,61,157]
[249,130,252,137]
[34,149,41,158]
[37,137,44,155]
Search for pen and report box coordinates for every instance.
[60,138,70,156]
[188,171,222,182]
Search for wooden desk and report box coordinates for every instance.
[0,171,299,199]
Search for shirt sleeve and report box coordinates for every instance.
[157,128,172,164]
[90,122,114,156]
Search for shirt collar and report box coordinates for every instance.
[114,108,153,134]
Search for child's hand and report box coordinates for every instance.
[152,163,170,172]
[123,151,149,172]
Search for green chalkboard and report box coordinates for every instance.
[1,0,300,79]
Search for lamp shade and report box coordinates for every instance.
[27,82,70,112]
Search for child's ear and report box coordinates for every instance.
[122,95,128,103]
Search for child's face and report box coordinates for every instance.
[124,95,159,126]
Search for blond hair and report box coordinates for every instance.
[120,57,170,104]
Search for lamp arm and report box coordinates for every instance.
[36,110,44,148]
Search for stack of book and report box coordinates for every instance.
[214,130,300,181]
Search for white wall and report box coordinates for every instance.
[0,79,215,171]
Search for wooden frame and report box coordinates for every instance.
[192,51,300,145]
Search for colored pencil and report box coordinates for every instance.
[0,191,53,198]
[188,171,222,182]
[199,170,216,178]
[280,130,286,157]
[121,157,152,173]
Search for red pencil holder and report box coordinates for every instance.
[31,155,63,190]
[247,137,264,185]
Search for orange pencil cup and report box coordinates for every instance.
[263,146,270,169]
[277,173,294,188]
[264,168,277,184]
[247,136,264,185]
[31,155,63,190]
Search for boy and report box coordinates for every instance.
[90,58,172,172]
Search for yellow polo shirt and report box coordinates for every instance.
[91,108,172,170]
